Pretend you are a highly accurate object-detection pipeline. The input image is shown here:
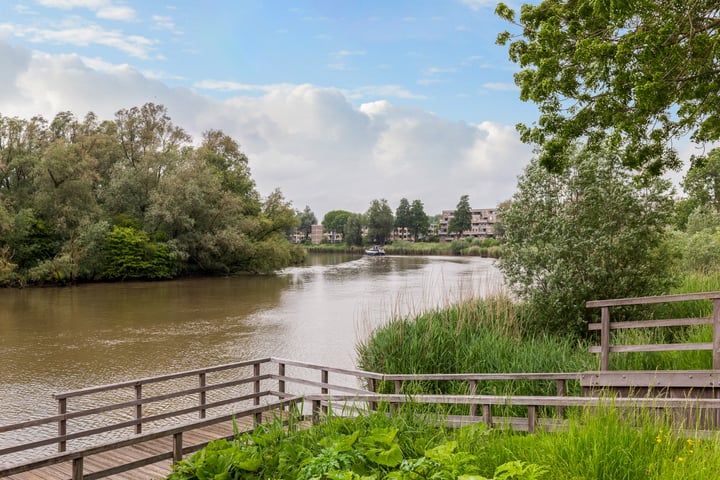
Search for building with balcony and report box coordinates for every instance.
[438,207,498,241]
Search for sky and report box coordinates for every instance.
[0,0,601,219]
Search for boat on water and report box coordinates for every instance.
[365,245,385,256]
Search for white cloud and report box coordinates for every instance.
[482,82,519,91]
[346,85,426,100]
[424,66,457,76]
[460,0,497,10]
[0,22,155,58]
[333,49,366,57]
[194,80,295,93]
[0,40,532,217]
[36,0,136,21]
[96,5,135,21]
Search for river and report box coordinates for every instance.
[0,254,501,426]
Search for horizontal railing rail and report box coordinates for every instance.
[0,397,302,480]
[2,352,718,479]
[586,292,720,370]
[304,393,720,434]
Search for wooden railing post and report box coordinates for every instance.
[556,379,566,418]
[253,363,262,426]
[469,380,478,417]
[173,432,183,463]
[278,362,286,397]
[199,372,207,419]
[482,404,493,427]
[713,299,720,370]
[600,306,611,371]
[527,405,537,434]
[72,457,83,480]
[57,397,67,452]
[321,369,329,414]
[135,384,143,434]
[368,378,377,411]
[312,399,321,425]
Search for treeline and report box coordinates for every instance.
[0,103,304,286]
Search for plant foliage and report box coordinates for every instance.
[496,0,720,176]
[497,147,676,336]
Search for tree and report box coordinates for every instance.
[682,148,720,213]
[344,214,364,246]
[366,199,394,245]
[395,198,411,230]
[0,104,303,283]
[496,0,720,175]
[408,200,430,241]
[344,214,364,247]
[497,147,675,336]
[322,210,352,238]
[297,206,317,240]
[448,195,472,238]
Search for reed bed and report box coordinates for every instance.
[357,294,596,413]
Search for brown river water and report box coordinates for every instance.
[0,253,501,452]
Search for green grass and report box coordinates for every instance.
[357,294,596,410]
[167,407,720,480]
[304,238,502,257]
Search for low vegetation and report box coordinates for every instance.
[167,406,720,480]
[306,238,502,258]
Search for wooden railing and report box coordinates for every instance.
[586,292,720,370]
[1,355,719,479]
[0,358,583,479]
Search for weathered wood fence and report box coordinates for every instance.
[2,292,720,478]
[2,357,720,479]
[586,291,720,370]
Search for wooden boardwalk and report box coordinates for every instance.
[6,288,720,480]
[4,417,248,480]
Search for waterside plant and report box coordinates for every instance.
[167,405,720,480]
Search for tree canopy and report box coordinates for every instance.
[0,104,303,285]
[498,146,675,336]
[366,199,394,245]
[297,206,317,239]
[395,198,411,229]
[408,200,430,241]
[448,195,472,237]
[496,0,720,175]
[322,210,353,236]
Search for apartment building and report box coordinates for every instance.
[438,207,498,241]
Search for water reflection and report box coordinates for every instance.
[0,254,501,425]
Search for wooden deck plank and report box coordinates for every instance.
[3,418,248,480]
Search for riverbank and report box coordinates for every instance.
[304,238,502,257]
[357,272,720,397]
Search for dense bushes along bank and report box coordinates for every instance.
[305,238,502,257]
[0,104,304,287]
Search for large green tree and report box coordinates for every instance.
[0,104,301,284]
[322,210,352,237]
[448,195,472,238]
[394,198,411,230]
[344,213,364,247]
[498,147,675,336]
[297,205,317,240]
[682,148,720,214]
[408,200,430,241]
[496,0,720,175]
[366,199,394,245]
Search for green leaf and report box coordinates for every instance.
[364,444,404,467]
